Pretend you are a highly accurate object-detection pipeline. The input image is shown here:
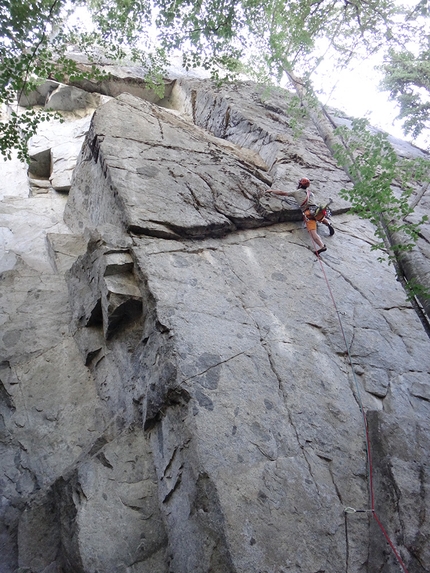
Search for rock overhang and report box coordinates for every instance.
[65,92,305,240]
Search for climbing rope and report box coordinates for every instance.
[309,229,410,573]
[254,191,412,572]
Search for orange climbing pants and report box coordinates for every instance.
[303,209,317,231]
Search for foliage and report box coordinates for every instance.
[403,277,430,302]
[0,0,168,160]
[1,0,428,160]
[333,118,430,257]
[380,45,430,139]
[0,108,52,161]
[240,1,402,81]
[377,0,430,142]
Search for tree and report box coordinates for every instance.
[0,0,252,159]
[332,118,430,332]
[380,45,430,140]
[0,0,168,159]
[379,0,430,140]
[0,0,64,159]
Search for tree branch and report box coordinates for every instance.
[16,0,62,105]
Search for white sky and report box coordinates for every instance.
[314,58,407,136]
[311,52,426,147]
[311,0,429,149]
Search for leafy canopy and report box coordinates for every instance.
[0,0,429,163]
[379,1,430,140]
[333,118,429,256]
[380,45,430,139]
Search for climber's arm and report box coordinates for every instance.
[265,189,292,197]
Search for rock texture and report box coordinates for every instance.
[1,72,429,573]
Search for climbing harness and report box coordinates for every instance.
[309,231,411,573]
[308,201,332,221]
[299,188,333,224]
[303,199,333,226]
[300,188,312,209]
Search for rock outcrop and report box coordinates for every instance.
[0,72,429,573]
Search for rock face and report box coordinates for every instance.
[1,74,429,573]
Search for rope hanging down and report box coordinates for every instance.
[309,231,410,573]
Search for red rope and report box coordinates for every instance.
[362,411,375,511]
[308,229,410,573]
[362,411,409,572]
[373,511,410,572]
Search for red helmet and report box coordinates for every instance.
[298,177,310,189]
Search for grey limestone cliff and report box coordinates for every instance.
[0,72,429,573]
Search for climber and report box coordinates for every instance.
[265,177,335,255]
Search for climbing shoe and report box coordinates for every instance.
[315,245,327,255]
[327,224,335,236]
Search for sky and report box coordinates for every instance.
[311,51,425,147]
[311,0,429,150]
[313,57,408,138]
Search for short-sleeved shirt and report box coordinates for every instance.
[286,188,316,211]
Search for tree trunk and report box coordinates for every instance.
[388,228,430,319]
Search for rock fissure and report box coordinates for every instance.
[258,336,302,449]
[302,448,323,497]
[184,180,206,210]
[215,242,310,462]
[154,114,165,140]
[408,182,429,211]
[323,262,374,308]
[337,230,380,248]
[416,229,430,245]
[13,409,130,513]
